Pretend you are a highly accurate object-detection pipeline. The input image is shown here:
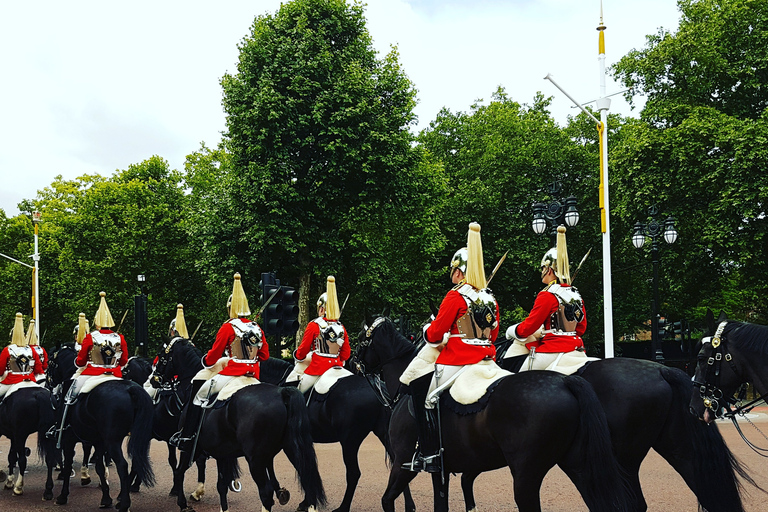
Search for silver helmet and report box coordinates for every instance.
[317,292,328,310]
[450,247,468,277]
[541,247,557,274]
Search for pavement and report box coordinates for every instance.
[716,405,768,424]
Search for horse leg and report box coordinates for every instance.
[431,471,450,512]
[510,468,545,512]
[43,440,56,501]
[81,443,92,485]
[215,460,233,512]
[55,435,76,505]
[93,447,113,509]
[189,452,207,502]
[108,442,131,512]
[166,444,181,497]
[174,449,193,512]
[4,440,17,489]
[460,471,481,512]
[381,466,419,512]
[12,435,27,495]
[245,457,275,512]
[267,461,290,506]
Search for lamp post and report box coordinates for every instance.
[135,274,148,357]
[31,211,41,339]
[631,205,678,363]
[531,182,579,245]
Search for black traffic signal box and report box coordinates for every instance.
[281,286,299,335]
[260,272,283,335]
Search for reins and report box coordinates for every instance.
[355,317,412,409]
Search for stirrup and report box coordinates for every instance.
[45,425,58,439]
[169,431,193,449]
[422,453,442,474]
[401,452,425,473]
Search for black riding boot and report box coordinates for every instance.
[169,380,205,452]
[402,373,442,474]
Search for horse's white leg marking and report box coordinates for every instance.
[13,472,23,495]
[4,470,14,489]
[191,482,205,501]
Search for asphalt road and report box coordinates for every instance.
[1,412,767,511]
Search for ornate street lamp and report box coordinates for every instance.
[531,182,579,244]
[32,211,41,339]
[632,205,678,363]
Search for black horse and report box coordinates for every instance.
[154,338,326,512]
[356,316,632,512]
[260,356,416,512]
[691,309,768,428]
[46,345,107,486]
[0,383,56,499]
[47,348,156,512]
[488,332,755,512]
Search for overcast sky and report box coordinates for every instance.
[0,0,681,216]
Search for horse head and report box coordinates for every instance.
[122,356,153,385]
[46,344,77,390]
[691,309,761,423]
[152,337,203,388]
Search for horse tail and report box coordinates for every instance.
[563,375,633,512]
[35,389,56,465]
[662,366,757,512]
[279,386,327,507]
[126,383,156,487]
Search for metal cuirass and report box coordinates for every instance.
[90,331,122,367]
[454,284,497,345]
[7,345,34,374]
[228,319,263,362]
[312,318,344,356]
[547,284,584,335]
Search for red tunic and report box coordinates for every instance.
[516,285,587,353]
[0,345,44,384]
[32,346,48,372]
[204,318,269,378]
[295,318,351,376]
[425,288,498,366]
[76,329,129,377]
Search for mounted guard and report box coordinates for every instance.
[291,276,351,395]
[26,319,47,384]
[505,225,596,374]
[54,293,128,448]
[0,313,43,403]
[400,222,501,474]
[170,273,269,453]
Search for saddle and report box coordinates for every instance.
[0,381,40,403]
[313,366,353,395]
[447,360,511,405]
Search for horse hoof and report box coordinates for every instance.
[181,507,196,512]
[168,489,178,497]
[99,498,113,508]
[55,495,67,505]
[44,491,54,501]
[81,477,91,486]
[130,484,140,493]
[25,447,31,456]
[277,488,290,506]
[13,487,23,496]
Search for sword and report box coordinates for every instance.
[486,250,509,288]
[339,294,350,317]
[570,247,592,285]
[190,320,204,340]
[116,310,129,333]
[258,286,282,316]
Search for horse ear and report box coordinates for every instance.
[429,299,439,317]
[383,306,391,318]
[717,310,728,323]
[365,310,374,328]
[705,309,715,334]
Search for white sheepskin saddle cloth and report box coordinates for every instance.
[4,380,41,399]
[314,366,353,395]
[399,344,441,385]
[517,350,599,376]
[448,359,511,405]
[80,374,120,394]
[217,375,260,402]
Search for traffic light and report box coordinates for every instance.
[672,319,689,341]
[281,286,299,336]
[657,317,668,341]
[259,272,283,335]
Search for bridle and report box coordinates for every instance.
[693,321,741,417]
[693,320,768,456]
[355,317,408,409]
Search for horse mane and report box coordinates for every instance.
[725,320,768,358]
[171,339,204,379]
[377,317,419,360]
[259,357,293,385]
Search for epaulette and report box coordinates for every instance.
[452,279,469,291]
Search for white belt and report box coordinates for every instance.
[450,334,492,346]
[543,330,577,336]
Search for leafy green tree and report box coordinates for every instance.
[611,0,768,326]
[208,0,446,348]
